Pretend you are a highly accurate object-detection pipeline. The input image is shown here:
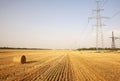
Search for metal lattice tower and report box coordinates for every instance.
[89,0,108,51]
[110,31,120,49]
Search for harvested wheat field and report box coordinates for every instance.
[0,50,120,81]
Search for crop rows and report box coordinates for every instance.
[0,50,120,81]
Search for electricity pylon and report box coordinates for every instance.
[89,0,108,51]
[110,31,120,49]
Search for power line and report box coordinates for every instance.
[109,31,120,49]
[101,0,108,8]
[111,11,120,19]
[89,0,108,51]
[104,10,120,23]
[79,22,91,48]
[99,0,105,7]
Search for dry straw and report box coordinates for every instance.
[13,55,26,64]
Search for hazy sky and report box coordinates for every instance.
[0,0,120,49]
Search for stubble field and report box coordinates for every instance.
[0,50,120,81]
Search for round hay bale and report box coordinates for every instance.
[13,55,26,64]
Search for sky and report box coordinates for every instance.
[0,0,120,49]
